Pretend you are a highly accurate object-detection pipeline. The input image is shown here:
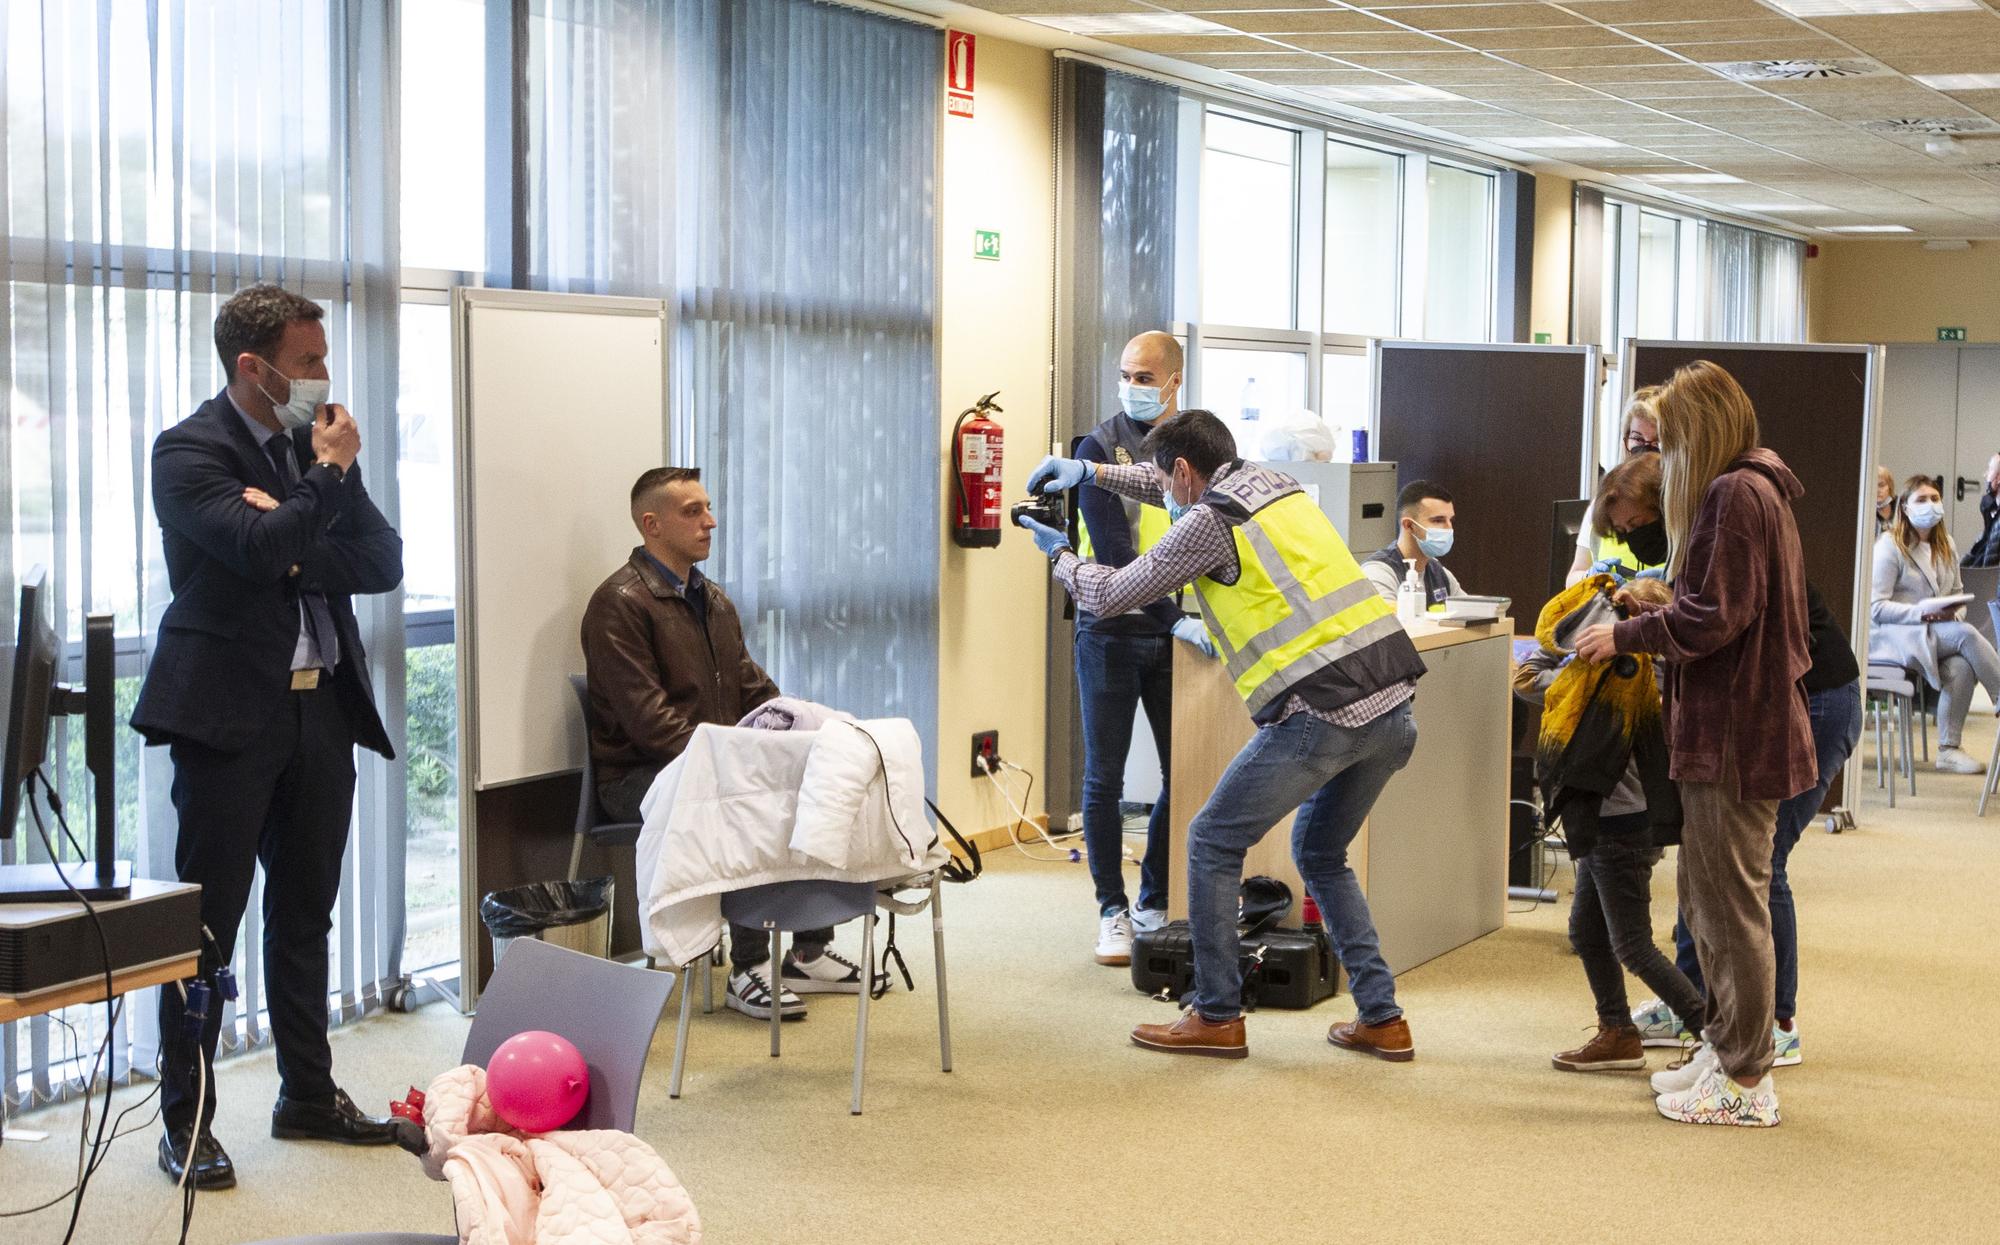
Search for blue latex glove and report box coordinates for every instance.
[1172,616,1217,659]
[1588,557,1628,578]
[1015,513,1071,558]
[1026,455,1091,496]
[1632,567,1666,582]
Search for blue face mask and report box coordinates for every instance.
[1119,378,1173,424]
[1905,500,1944,532]
[1414,524,1453,559]
[1164,475,1193,523]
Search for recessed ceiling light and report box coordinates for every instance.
[1763,0,1980,16]
[1490,136,1625,149]
[1014,13,1231,36]
[1915,74,2000,92]
[1297,84,1464,103]
[1825,225,1915,233]
[1708,59,1886,81]
[1631,173,1746,184]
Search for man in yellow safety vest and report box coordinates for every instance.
[1016,409,1429,1062]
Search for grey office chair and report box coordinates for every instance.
[1865,663,1918,806]
[246,941,675,1244]
[566,674,644,879]
[669,875,953,1115]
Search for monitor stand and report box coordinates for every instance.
[0,860,133,903]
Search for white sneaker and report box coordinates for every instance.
[1655,1065,1780,1127]
[1773,1020,1802,1068]
[1095,911,1134,966]
[1631,998,1691,1048]
[1130,906,1168,935]
[725,967,806,1020]
[781,947,867,995]
[1651,1041,1718,1096]
[1936,746,1986,775]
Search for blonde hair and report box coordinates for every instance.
[1621,386,1660,452]
[1655,361,1759,579]
[1891,474,1954,567]
[1625,577,1673,608]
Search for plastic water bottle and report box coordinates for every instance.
[1398,566,1424,624]
[1240,378,1261,422]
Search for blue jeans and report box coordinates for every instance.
[1074,630,1173,916]
[1675,680,1861,1021]
[1187,699,1418,1023]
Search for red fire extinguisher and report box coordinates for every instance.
[951,391,1004,548]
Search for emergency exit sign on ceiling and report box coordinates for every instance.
[973,230,1001,261]
[1939,327,1968,342]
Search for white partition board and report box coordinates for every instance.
[453,288,668,790]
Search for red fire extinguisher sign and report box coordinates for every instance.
[947,31,975,118]
[951,391,1004,548]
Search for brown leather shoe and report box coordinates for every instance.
[1328,1016,1415,1062]
[1131,1008,1248,1059]
[1552,1024,1646,1072]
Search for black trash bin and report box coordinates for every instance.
[480,876,615,965]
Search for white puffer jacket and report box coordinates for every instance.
[634,717,942,967]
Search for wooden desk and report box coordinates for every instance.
[1167,618,1513,975]
[0,953,202,1024]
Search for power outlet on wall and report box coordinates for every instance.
[970,730,1000,778]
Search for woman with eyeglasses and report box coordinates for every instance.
[1565,387,1663,588]
[1869,475,2000,775]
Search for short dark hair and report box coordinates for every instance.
[1397,480,1452,515]
[1141,409,1236,478]
[214,284,324,382]
[630,466,702,516]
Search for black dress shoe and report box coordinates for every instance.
[158,1126,236,1190]
[270,1087,397,1145]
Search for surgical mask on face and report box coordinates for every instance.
[1905,499,1945,532]
[1412,523,1453,560]
[1623,519,1669,567]
[1164,475,1194,523]
[255,360,330,431]
[1120,381,1167,424]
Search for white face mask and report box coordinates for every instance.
[255,360,329,431]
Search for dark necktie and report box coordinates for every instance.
[266,435,341,670]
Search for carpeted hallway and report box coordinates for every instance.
[8,717,1998,1244]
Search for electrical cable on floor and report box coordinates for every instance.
[980,757,1068,861]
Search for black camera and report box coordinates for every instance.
[1010,496,1067,533]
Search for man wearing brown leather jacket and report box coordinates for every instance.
[582,467,865,1020]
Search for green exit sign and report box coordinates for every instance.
[1533,332,1552,344]
[973,230,1001,261]
[1939,326,1968,342]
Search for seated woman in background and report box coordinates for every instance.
[1870,475,2000,775]
[1874,466,1896,537]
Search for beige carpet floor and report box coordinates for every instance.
[7,717,1999,1244]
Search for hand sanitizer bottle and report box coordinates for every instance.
[1398,566,1424,624]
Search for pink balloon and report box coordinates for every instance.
[485,1030,590,1133]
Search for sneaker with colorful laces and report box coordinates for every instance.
[1773,1020,1802,1068]
[1631,998,1691,1048]
[1655,1064,1780,1128]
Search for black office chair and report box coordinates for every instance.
[566,674,643,881]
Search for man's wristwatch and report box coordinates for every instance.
[315,459,346,481]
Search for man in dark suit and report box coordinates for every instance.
[133,284,403,1188]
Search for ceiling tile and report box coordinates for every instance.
[1449,27,1653,51]
[1278,32,1470,53]
[1498,45,1689,68]
[1201,11,1415,35]
[1566,0,1789,21]
[1318,50,1506,69]
[1095,34,1282,54]
[1176,52,1346,70]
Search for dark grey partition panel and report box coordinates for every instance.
[1374,342,1595,622]
[1625,343,1877,652]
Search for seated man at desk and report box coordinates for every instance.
[582,467,866,1021]
[1361,479,1463,611]
[1015,410,1427,1063]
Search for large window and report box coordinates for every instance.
[1200,114,1300,330]
[1323,141,1403,337]
[400,0,487,273]
[1199,346,1309,456]
[1423,163,1495,343]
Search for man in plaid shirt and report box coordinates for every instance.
[1017,409,1427,1063]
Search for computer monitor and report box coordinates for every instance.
[1,566,130,902]
[1550,498,1591,601]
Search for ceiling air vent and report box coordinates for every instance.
[1709,58,1886,81]
[1861,117,2000,135]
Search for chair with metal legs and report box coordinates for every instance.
[668,874,952,1115]
[1865,663,1917,806]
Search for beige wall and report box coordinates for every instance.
[1529,173,1574,346]
[1810,240,2000,345]
[936,35,1054,830]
